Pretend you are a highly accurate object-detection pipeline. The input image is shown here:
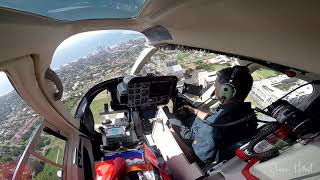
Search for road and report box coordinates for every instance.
[10,117,38,145]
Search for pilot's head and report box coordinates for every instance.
[214,66,253,102]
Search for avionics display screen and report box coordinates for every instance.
[149,81,172,97]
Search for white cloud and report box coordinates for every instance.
[0,72,13,96]
[0,71,8,84]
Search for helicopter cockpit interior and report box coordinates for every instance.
[73,44,320,180]
[2,1,320,179]
[75,75,215,179]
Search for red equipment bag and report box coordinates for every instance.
[143,144,171,180]
[95,144,171,180]
[95,157,126,180]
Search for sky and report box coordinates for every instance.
[51,30,144,69]
[0,30,145,96]
[0,72,13,96]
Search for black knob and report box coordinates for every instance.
[141,89,148,96]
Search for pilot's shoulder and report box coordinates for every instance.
[205,109,225,123]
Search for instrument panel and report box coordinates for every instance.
[117,76,178,108]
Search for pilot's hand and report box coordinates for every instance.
[184,105,196,113]
[176,105,189,112]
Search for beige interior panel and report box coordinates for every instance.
[0,0,319,141]
[1,0,320,76]
[0,56,78,132]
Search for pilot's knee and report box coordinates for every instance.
[167,118,184,127]
[180,127,194,140]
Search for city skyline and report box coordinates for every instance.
[51,30,144,69]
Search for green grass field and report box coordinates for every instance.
[275,84,291,91]
[245,94,260,109]
[34,162,60,180]
[251,69,280,80]
[62,96,81,116]
[195,61,230,71]
[90,93,109,124]
[176,51,215,65]
[34,137,65,180]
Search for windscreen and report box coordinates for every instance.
[52,30,147,115]
[0,0,146,20]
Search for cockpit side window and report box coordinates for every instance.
[0,71,43,179]
[245,67,314,125]
[23,127,67,180]
[246,67,314,110]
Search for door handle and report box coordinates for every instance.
[45,68,63,100]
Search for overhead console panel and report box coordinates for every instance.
[117,75,177,109]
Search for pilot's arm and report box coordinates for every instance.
[184,105,209,120]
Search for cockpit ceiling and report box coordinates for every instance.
[0,0,320,75]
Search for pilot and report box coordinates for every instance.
[167,66,258,164]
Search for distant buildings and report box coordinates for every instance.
[198,71,217,89]
[72,81,80,90]
[250,75,313,109]
[142,64,157,74]
[166,59,178,66]
[207,55,229,64]
[142,58,185,78]
[165,64,184,78]
[57,38,146,100]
